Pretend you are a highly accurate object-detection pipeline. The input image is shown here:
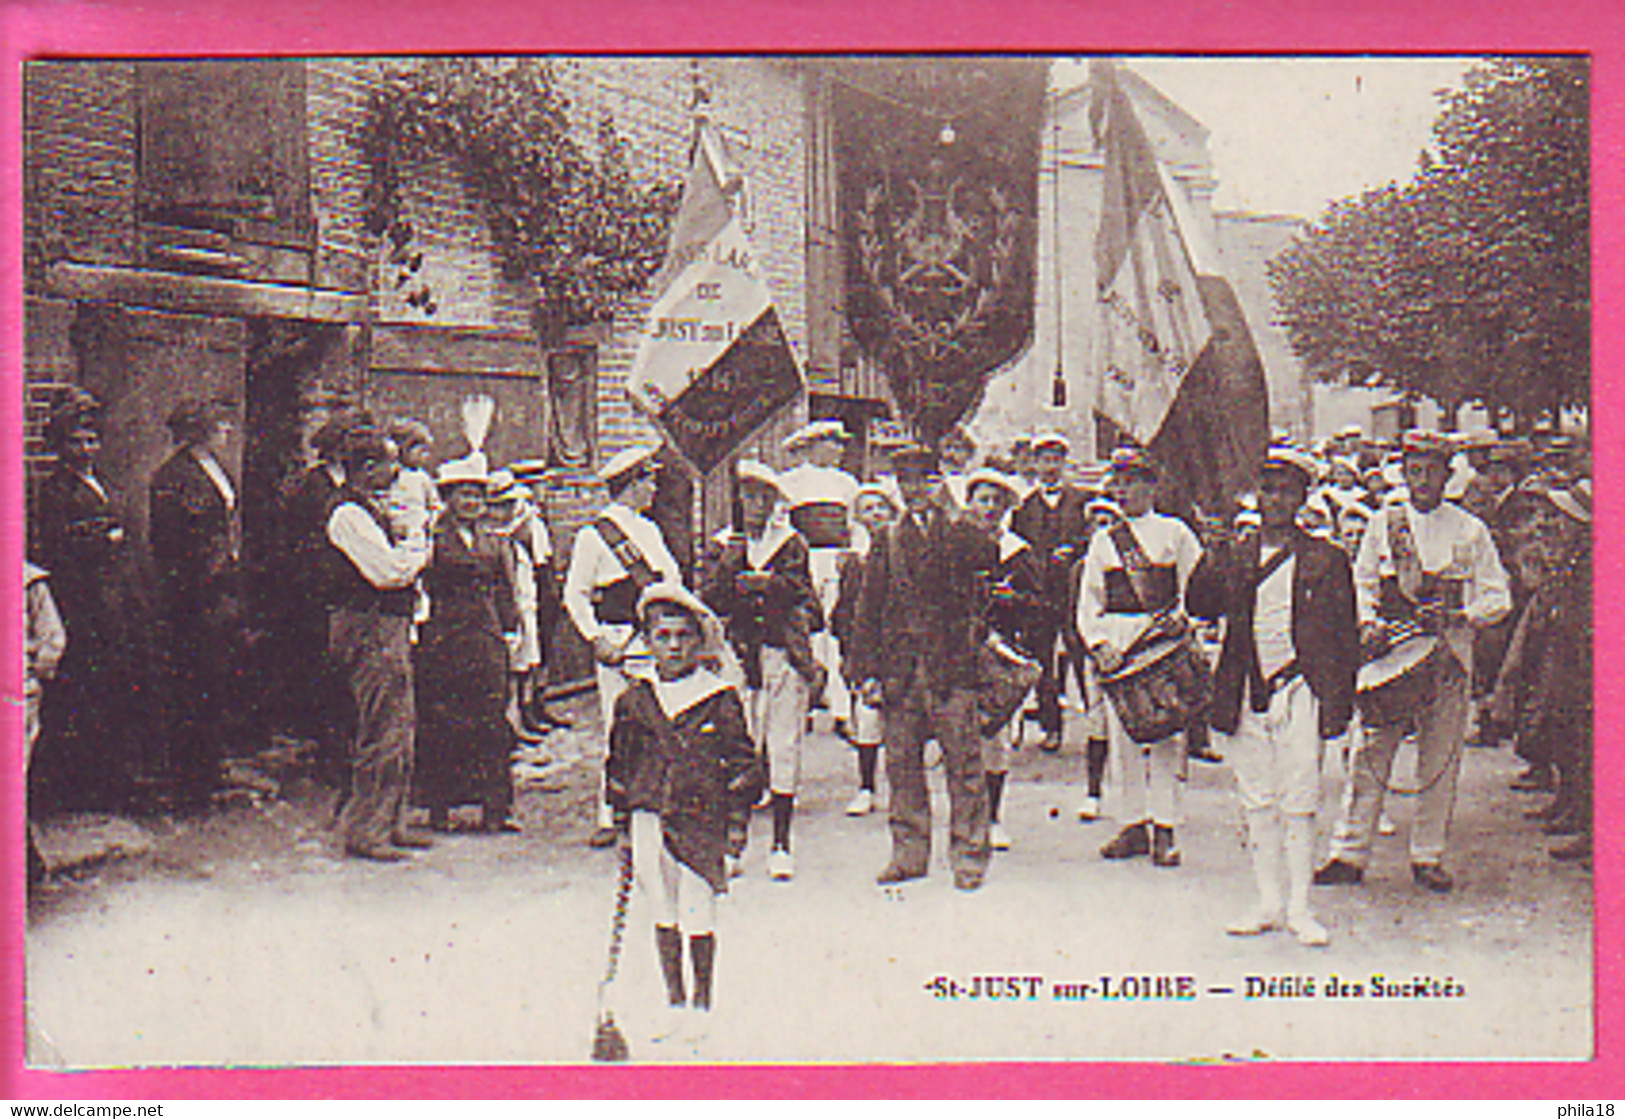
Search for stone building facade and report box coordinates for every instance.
[971,67,1313,457]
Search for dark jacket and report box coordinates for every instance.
[1186,527,1359,738]
[698,526,822,689]
[849,508,997,700]
[606,679,764,893]
[149,449,240,620]
[988,533,1049,658]
[1010,484,1093,612]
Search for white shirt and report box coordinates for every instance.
[563,502,682,645]
[326,502,430,590]
[1252,547,1297,680]
[1354,500,1511,672]
[1078,510,1203,653]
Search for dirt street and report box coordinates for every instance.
[25,694,1591,1066]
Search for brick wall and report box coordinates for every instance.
[24,61,138,270]
[306,58,378,293]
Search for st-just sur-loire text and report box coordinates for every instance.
[1244,974,1467,999]
[924,975,1198,1001]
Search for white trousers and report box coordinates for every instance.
[1103,701,1185,827]
[1219,676,1323,816]
[1329,655,1470,867]
[745,646,810,796]
[631,810,715,934]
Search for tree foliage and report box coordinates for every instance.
[364,57,681,332]
[1269,57,1588,426]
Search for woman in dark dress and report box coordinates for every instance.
[29,389,153,814]
[413,454,521,832]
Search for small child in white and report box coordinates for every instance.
[606,583,764,1047]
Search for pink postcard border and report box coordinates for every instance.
[2,0,1620,1099]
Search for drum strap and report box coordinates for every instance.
[1107,522,1158,613]
[595,515,662,595]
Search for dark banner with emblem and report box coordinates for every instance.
[830,58,1047,445]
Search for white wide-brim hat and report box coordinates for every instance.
[782,419,850,452]
[436,451,491,489]
[735,459,784,495]
[598,444,662,487]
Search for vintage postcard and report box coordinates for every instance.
[6,0,1618,1101]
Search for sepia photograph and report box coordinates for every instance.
[10,28,1601,1087]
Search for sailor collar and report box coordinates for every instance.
[651,668,730,719]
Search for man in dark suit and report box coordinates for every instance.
[1186,444,1359,946]
[1009,432,1094,753]
[849,444,997,891]
[150,397,244,812]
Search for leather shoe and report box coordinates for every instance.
[588,826,621,848]
[1038,734,1061,754]
[876,863,927,886]
[1100,823,1150,860]
[1411,863,1454,893]
[390,830,435,850]
[1312,858,1364,886]
[953,869,985,891]
[1151,825,1181,867]
[346,843,410,863]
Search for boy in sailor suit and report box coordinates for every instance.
[606,583,764,1047]
[1078,447,1204,867]
[698,460,825,880]
[563,445,683,847]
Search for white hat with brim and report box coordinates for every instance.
[487,468,530,503]
[436,451,490,490]
[1546,479,1592,525]
[507,458,550,481]
[782,420,851,452]
[852,482,901,511]
[1086,497,1126,522]
[1263,445,1320,485]
[598,444,662,487]
[735,459,784,495]
[1031,431,1070,455]
[963,467,1023,502]
[636,581,726,658]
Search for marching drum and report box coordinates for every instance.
[978,632,1042,736]
[1356,633,1441,728]
[1099,635,1213,744]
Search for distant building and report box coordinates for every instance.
[970,68,1314,459]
